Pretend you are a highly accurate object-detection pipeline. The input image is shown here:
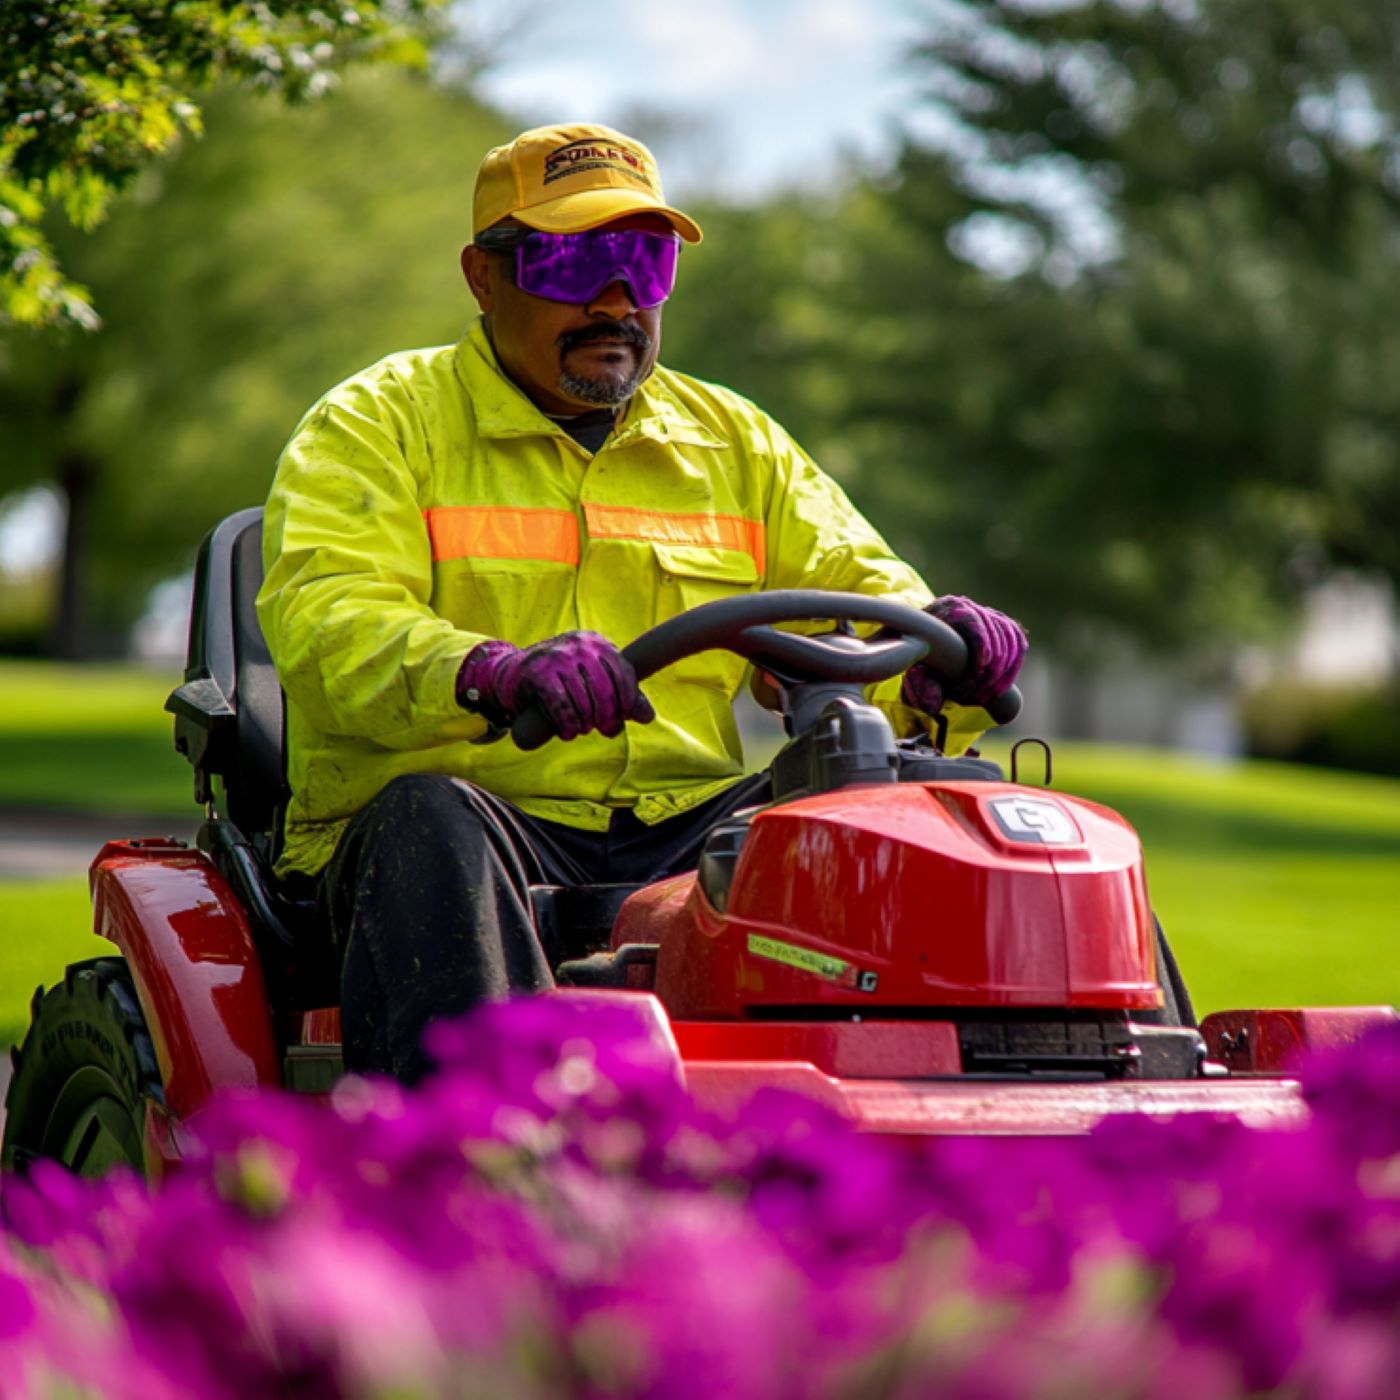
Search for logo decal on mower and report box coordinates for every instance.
[989,796,1082,846]
[746,934,878,992]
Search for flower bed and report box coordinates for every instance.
[4,999,1400,1398]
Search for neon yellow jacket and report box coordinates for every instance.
[258,318,985,875]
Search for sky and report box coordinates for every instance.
[468,0,930,200]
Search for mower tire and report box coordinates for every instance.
[1133,918,1195,1029]
[2,958,163,1177]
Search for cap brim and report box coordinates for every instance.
[515,188,703,244]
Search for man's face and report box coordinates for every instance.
[462,213,671,416]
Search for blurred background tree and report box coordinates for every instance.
[1,0,446,333]
[0,69,504,653]
[738,0,1400,670]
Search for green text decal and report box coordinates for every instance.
[747,934,852,984]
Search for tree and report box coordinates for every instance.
[1,0,444,332]
[0,68,507,654]
[831,0,1400,660]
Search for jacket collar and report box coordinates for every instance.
[455,317,726,450]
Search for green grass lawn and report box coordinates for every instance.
[0,879,109,1048]
[0,661,193,1045]
[0,661,190,815]
[1,660,1397,1050]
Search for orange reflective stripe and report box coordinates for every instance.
[425,507,580,565]
[583,504,766,571]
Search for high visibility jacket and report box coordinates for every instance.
[258,318,987,875]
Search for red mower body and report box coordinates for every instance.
[28,536,1388,1185]
[89,838,282,1172]
[86,778,1399,1173]
[623,781,1160,1019]
[90,839,282,1113]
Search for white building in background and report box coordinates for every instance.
[1018,575,1399,759]
[131,576,195,667]
[1008,657,1246,757]
[1286,576,1398,686]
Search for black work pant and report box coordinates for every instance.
[319,772,770,1082]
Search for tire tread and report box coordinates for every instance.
[2,957,163,1174]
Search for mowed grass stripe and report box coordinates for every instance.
[0,877,109,1049]
[0,661,190,816]
[0,662,180,732]
[1054,743,1400,837]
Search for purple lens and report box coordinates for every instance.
[514,230,679,308]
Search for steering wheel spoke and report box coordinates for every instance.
[731,624,930,684]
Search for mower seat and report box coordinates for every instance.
[167,509,323,987]
[168,507,288,849]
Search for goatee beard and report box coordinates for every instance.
[556,319,652,406]
[557,368,643,406]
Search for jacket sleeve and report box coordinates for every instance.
[256,375,491,748]
[760,420,991,752]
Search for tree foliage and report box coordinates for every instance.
[794,0,1400,660]
[0,68,506,648]
[6,0,1399,670]
[0,0,443,331]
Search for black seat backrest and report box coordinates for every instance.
[167,509,636,984]
[167,507,288,848]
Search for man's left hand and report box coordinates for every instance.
[902,595,1028,716]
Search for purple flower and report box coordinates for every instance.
[1303,1022,1400,1160]
[5,997,1400,1395]
[565,1192,811,1399]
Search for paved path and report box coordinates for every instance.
[0,811,198,879]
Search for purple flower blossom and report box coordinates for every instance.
[4,1002,1400,1397]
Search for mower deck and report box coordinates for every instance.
[682,1064,1307,1134]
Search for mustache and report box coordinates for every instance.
[557,320,652,353]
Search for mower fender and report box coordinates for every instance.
[549,988,686,1084]
[90,839,281,1118]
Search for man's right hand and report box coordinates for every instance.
[456,632,655,741]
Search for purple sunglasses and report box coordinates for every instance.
[476,226,680,309]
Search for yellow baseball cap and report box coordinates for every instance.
[472,123,703,245]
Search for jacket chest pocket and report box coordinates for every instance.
[653,543,760,607]
[434,559,578,644]
[651,543,761,692]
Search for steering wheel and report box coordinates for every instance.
[511,590,1024,752]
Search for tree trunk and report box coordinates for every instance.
[47,449,96,661]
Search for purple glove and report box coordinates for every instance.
[902,595,1027,716]
[456,631,655,741]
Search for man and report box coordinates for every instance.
[257,123,1027,1081]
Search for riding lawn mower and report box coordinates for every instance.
[4,509,1393,1181]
